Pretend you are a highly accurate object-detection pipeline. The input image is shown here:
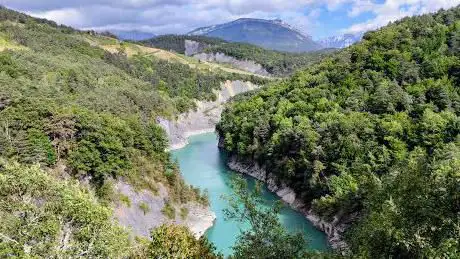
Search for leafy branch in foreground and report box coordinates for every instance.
[0,160,131,258]
[147,224,222,259]
[223,176,308,259]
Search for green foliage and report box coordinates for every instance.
[138,202,150,215]
[224,177,308,259]
[0,160,131,258]
[180,207,189,220]
[217,6,460,257]
[204,42,334,76]
[141,34,226,53]
[119,194,131,207]
[0,160,220,258]
[148,224,222,258]
[0,6,75,33]
[347,144,460,258]
[23,128,56,165]
[104,51,268,113]
[161,200,176,219]
[0,6,219,206]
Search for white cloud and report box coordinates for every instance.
[3,0,459,37]
[27,8,85,27]
[10,0,321,35]
[344,0,460,33]
[348,0,376,17]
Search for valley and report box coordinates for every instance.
[1,3,460,258]
[171,133,330,256]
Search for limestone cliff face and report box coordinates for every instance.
[225,154,348,251]
[184,40,270,76]
[159,80,258,150]
[193,52,270,76]
[114,181,215,238]
[184,39,207,56]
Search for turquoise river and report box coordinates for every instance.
[171,133,330,256]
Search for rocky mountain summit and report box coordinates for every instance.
[188,18,322,52]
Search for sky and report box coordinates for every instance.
[2,0,459,39]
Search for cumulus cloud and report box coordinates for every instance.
[2,0,459,36]
[344,0,460,33]
[5,0,321,35]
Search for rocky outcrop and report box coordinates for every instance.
[193,52,270,76]
[184,40,270,76]
[114,181,216,238]
[160,80,258,150]
[184,40,207,56]
[226,154,348,251]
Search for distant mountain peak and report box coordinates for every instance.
[187,18,321,53]
[319,32,363,49]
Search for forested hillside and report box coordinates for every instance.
[142,35,333,77]
[0,6,263,257]
[141,34,226,54]
[218,6,460,257]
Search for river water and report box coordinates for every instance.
[171,133,329,256]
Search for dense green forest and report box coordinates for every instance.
[0,6,268,257]
[0,6,216,201]
[218,6,460,258]
[203,43,333,76]
[142,35,333,76]
[3,4,460,258]
[141,34,226,53]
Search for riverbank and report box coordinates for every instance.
[152,80,259,240]
[223,150,348,251]
[159,80,258,150]
[171,133,330,255]
[168,128,215,151]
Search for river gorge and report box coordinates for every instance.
[171,133,330,256]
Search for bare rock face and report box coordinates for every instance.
[182,205,217,238]
[193,52,270,76]
[184,40,270,76]
[114,181,167,237]
[160,80,258,150]
[184,40,207,56]
[114,181,215,238]
[275,187,296,205]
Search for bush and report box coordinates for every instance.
[148,225,221,258]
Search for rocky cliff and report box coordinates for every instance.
[114,181,215,238]
[184,39,207,56]
[184,40,270,76]
[193,52,270,76]
[159,80,258,150]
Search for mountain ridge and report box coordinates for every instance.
[187,18,322,53]
[318,32,363,49]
